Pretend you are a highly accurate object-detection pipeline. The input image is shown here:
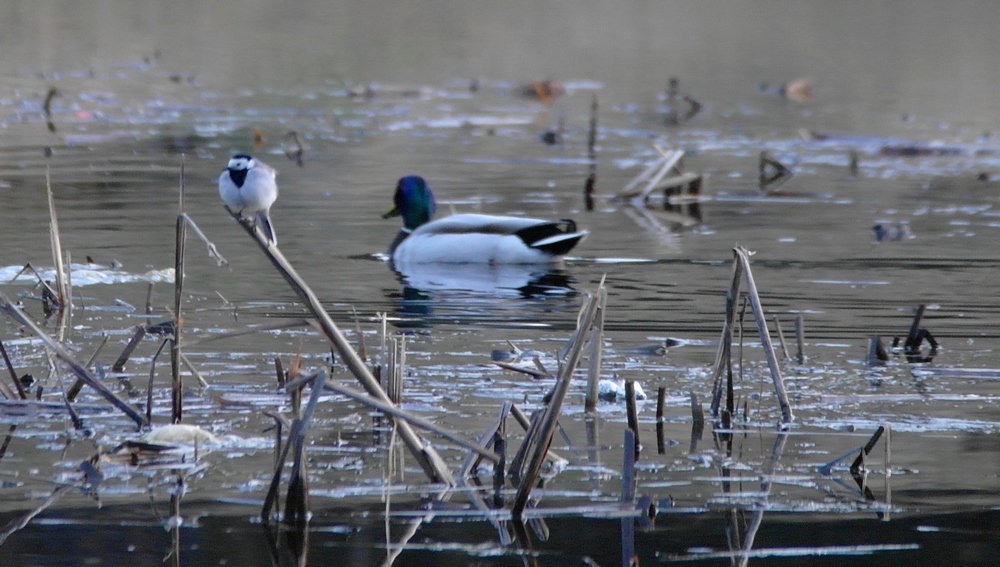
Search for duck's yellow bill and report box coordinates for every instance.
[381,206,400,219]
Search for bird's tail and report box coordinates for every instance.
[257,211,277,245]
[517,219,587,256]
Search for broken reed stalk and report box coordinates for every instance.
[45,166,68,309]
[67,334,110,401]
[710,248,793,424]
[390,336,405,404]
[584,93,598,211]
[62,250,73,335]
[883,424,892,521]
[656,386,666,454]
[772,315,790,360]
[625,381,640,461]
[111,326,147,373]
[145,282,154,325]
[179,351,208,388]
[709,250,746,416]
[733,247,793,424]
[510,287,601,520]
[284,370,326,530]
[584,283,607,411]
[0,340,23,400]
[459,401,512,478]
[509,403,568,467]
[171,156,186,424]
[794,315,805,364]
[0,294,145,427]
[179,213,228,267]
[0,484,72,546]
[849,425,885,474]
[262,370,325,522]
[229,209,455,485]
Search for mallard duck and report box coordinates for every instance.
[382,176,587,265]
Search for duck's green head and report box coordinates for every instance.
[382,175,436,230]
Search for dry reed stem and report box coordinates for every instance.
[284,370,326,530]
[509,404,567,467]
[584,279,607,411]
[261,370,323,522]
[459,401,512,478]
[511,288,601,519]
[884,424,892,521]
[0,484,71,545]
[733,247,793,424]
[111,326,147,372]
[229,209,455,485]
[710,247,794,424]
[0,294,145,427]
[324,381,499,463]
[794,315,805,363]
[179,351,209,388]
[145,282,154,324]
[171,156,186,424]
[625,381,640,461]
[45,166,67,308]
[709,252,745,415]
[493,361,551,380]
[179,213,228,267]
[772,315,790,360]
[0,340,23,400]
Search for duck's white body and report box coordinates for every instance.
[391,213,586,265]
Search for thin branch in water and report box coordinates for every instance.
[0,294,145,427]
[179,213,228,267]
[111,326,147,373]
[45,166,68,309]
[0,339,25,400]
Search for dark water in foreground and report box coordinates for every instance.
[2,1,1000,565]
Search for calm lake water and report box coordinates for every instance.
[1,1,1000,566]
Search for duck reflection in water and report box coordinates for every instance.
[390,264,579,325]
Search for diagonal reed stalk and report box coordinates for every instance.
[45,166,67,309]
[510,285,602,519]
[0,294,145,427]
[228,208,454,485]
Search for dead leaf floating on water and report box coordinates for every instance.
[519,79,564,104]
[758,78,812,102]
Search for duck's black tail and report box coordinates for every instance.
[256,211,277,245]
[516,219,588,256]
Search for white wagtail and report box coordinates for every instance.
[218,154,278,244]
